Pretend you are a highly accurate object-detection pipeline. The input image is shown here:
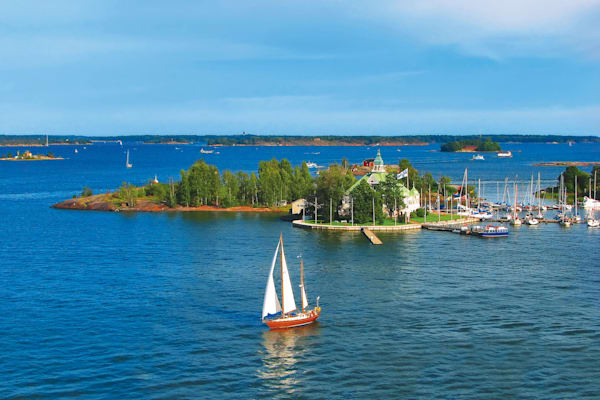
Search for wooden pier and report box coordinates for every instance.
[421,218,481,232]
[361,228,383,245]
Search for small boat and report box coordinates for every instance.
[470,225,509,238]
[306,162,319,168]
[526,218,539,225]
[560,219,571,227]
[262,236,321,329]
[511,218,522,226]
[497,151,512,158]
[74,149,78,153]
[126,150,132,168]
[588,219,599,228]
[200,148,214,154]
[472,154,485,160]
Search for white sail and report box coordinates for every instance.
[262,240,282,320]
[300,284,308,310]
[280,246,297,314]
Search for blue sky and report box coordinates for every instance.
[1,0,599,136]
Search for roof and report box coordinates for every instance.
[374,149,384,165]
[345,172,419,197]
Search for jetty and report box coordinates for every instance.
[421,218,482,232]
[292,220,422,232]
[361,228,382,245]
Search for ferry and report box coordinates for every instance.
[469,225,509,238]
[497,151,512,158]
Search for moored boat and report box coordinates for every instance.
[262,236,321,329]
[470,225,509,237]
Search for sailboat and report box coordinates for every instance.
[262,236,321,329]
[510,181,522,226]
[126,150,133,168]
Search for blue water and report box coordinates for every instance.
[1,142,599,399]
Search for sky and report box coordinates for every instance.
[1,0,599,136]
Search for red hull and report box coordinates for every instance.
[264,309,321,329]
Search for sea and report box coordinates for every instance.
[1,142,599,399]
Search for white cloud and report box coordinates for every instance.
[366,0,600,59]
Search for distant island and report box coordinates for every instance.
[2,134,600,147]
[0,135,90,146]
[1,150,63,161]
[440,138,501,152]
[533,161,600,167]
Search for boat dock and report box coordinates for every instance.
[361,228,382,245]
[421,218,481,232]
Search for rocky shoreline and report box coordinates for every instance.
[52,194,285,213]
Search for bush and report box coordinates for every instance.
[81,187,93,197]
[411,208,425,218]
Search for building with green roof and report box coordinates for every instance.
[340,149,420,219]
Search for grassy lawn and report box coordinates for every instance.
[409,213,465,223]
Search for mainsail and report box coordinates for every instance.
[280,245,297,314]
[262,240,282,319]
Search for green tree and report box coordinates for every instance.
[258,158,283,206]
[221,170,239,207]
[177,169,191,207]
[80,187,93,197]
[559,166,590,194]
[349,180,384,224]
[374,173,406,213]
[119,182,138,207]
[315,164,356,222]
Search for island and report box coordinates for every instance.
[533,161,600,167]
[1,150,64,161]
[52,151,473,236]
[440,138,501,152]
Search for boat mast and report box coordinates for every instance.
[513,181,517,220]
[280,235,284,316]
[300,258,305,313]
[538,171,542,213]
[575,175,578,217]
[478,178,481,211]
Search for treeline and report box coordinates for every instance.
[204,134,600,146]
[115,158,456,222]
[140,159,315,208]
[0,135,91,145]
[2,134,599,146]
[441,138,501,152]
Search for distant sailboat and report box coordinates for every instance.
[126,150,133,168]
[262,236,321,329]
